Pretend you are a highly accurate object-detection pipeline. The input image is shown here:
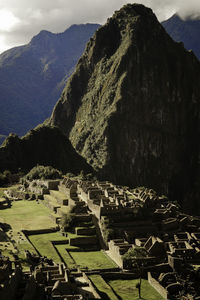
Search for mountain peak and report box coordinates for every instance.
[30,30,55,46]
[50,3,200,210]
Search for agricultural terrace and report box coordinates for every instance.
[108,279,164,300]
[0,199,53,268]
[0,200,54,231]
[69,250,117,270]
[28,232,67,263]
[29,232,117,270]
[89,275,164,300]
[89,275,118,300]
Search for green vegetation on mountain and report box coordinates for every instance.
[0,125,92,175]
[23,165,62,181]
[50,4,200,211]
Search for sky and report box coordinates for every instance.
[0,0,200,54]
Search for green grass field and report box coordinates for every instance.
[0,200,55,231]
[108,279,164,300]
[55,244,76,268]
[69,250,117,270]
[28,232,67,263]
[89,274,118,300]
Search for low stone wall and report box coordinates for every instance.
[22,232,40,256]
[144,263,172,274]
[74,214,92,222]
[70,236,97,246]
[41,180,60,190]
[23,227,59,235]
[87,199,101,219]
[5,189,29,200]
[148,272,168,299]
[75,227,96,236]
[82,273,101,299]
[103,272,138,280]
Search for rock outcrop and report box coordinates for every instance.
[50,4,200,207]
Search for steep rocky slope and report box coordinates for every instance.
[0,126,91,174]
[162,14,200,59]
[0,23,100,136]
[50,4,200,206]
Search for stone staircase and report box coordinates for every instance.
[40,183,99,248]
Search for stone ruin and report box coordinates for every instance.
[0,256,101,300]
[2,175,200,299]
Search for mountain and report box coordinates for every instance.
[49,4,200,210]
[0,125,92,174]
[0,135,6,145]
[162,14,200,59]
[0,23,100,136]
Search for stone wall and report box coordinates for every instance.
[82,273,101,299]
[70,236,97,246]
[75,227,96,236]
[108,239,132,268]
[148,272,168,300]
[87,199,101,219]
[23,227,59,235]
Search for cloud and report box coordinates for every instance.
[0,0,200,53]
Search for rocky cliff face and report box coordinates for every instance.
[50,4,200,206]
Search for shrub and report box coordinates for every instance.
[60,209,76,232]
[23,165,62,181]
[123,247,148,260]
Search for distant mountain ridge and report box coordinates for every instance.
[162,14,200,59]
[0,23,100,136]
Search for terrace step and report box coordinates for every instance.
[75,227,96,236]
[50,190,68,206]
[43,194,61,213]
[69,236,97,246]
[50,213,61,224]
[57,206,71,217]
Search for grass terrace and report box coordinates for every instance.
[89,274,118,300]
[0,200,54,231]
[55,244,77,268]
[69,250,117,270]
[108,279,164,300]
[28,232,67,263]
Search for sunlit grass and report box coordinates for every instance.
[108,279,164,300]
[0,200,55,231]
[69,250,117,270]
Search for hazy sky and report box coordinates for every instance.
[0,0,200,54]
